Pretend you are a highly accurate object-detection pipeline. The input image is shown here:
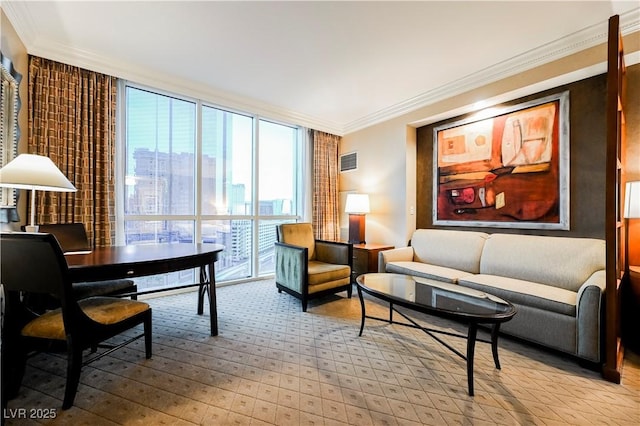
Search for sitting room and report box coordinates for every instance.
[1,2,639,425]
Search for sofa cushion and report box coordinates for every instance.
[480,233,605,292]
[386,261,472,284]
[411,229,488,274]
[458,274,577,316]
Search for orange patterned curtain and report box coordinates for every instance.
[28,56,117,247]
[312,130,340,240]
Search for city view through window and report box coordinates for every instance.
[122,86,301,289]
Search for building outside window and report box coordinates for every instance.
[120,84,302,288]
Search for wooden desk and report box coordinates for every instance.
[65,243,224,336]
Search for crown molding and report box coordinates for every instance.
[2,2,38,47]
[342,8,640,135]
[4,3,639,137]
[1,2,345,135]
[32,38,345,135]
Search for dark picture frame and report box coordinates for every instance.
[433,91,569,230]
[0,51,22,223]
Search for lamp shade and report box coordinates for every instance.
[624,181,640,219]
[345,194,370,214]
[0,154,76,192]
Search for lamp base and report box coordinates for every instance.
[24,225,40,233]
[348,214,366,244]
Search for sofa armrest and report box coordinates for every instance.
[378,247,414,272]
[577,270,606,299]
[315,240,352,266]
[576,269,606,362]
[275,242,308,294]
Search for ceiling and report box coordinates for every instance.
[3,1,639,135]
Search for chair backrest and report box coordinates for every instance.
[1,232,71,296]
[0,233,82,329]
[37,223,90,252]
[276,223,316,260]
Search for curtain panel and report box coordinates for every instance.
[311,129,340,241]
[28,56,117,247]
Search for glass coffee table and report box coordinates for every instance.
[355,273,516,396]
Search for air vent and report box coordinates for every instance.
[340,152,357,172]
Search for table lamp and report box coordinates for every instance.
[345,193,370,244]
[0,154,77,232]
[624,181,640,273]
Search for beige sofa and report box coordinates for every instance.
[379,229,606,363]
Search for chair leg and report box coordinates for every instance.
[131,285,138,300]
[144,311,152,359]
[301,299,308,312]
[62,345,83,410]
[1,337,27,401]
[347,285,353,298]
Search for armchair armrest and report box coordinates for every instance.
[275,242,308,294]
[315,240,352,266]
[378,247,414,272]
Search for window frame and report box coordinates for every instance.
[116,81,304,282]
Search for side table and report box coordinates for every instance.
[351,243,394,282]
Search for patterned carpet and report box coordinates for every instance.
[5,279,640,425]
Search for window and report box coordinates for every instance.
[257,120,299,275]
[121,84,302,286]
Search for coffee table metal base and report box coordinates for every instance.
[357,286,503,396]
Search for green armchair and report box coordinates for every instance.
[275,223,353,312]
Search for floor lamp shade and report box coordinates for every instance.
[623,181,640,275]
[624,181,640,219]
[0,154,77,231]
[345,194,370,244]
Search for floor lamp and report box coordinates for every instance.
[623,181,640,351]
[0,154,77,232]
[624,181,640,273]
[345,193,370,244]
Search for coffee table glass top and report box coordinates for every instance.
[356,273,514,319]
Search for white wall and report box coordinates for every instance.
[339,120,415,247]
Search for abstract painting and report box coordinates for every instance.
[433,91,569,229]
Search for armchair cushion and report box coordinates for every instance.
[277,223,316,259]
[308,261,351,287]
[315,240,351,264]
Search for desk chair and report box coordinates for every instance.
[274,223,353,311]
[37,223,137,300]
[0,232,152,409]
